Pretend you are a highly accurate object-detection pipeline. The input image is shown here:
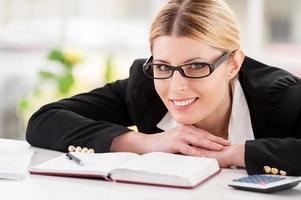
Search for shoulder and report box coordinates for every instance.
[127,58,148,89]
[239,56,301,90]
[239,56,301,109]
[127,58,155,97]
[126,57,164,103]
[125,59,167,132]
[239,56,301,102]
[239,57,301,137]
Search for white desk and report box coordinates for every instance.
[1,139,301,200]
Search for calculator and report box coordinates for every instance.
[228,174,301,193]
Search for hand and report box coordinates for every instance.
[193,144,245,168]
[144,125,229,156]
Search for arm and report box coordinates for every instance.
[245,137,301,176]
[245,81,301,176]
[202,122,301,175]
[111,125,229,156]
[26,79,133,152]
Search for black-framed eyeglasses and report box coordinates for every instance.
[142,52,232,79]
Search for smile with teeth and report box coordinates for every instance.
[172,97,198,107]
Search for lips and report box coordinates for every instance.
[171,97,198,107]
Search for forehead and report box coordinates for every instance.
[152,36,221,63]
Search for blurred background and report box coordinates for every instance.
[0,0,300,140]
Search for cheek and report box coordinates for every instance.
[187,76,229,122]
[190,80,219,112]
[202,70,229,101]
[198,79,226,106]
[154,80,168,100]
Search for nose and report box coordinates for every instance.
[169,70,189,92]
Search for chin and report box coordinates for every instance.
[171,113,203,125]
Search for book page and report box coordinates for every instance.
[76,152,138,172]
[114,152,219,179]
[31,152,138,176]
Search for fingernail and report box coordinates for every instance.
[223,140,230,144]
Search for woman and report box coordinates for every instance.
[26,0,301,176]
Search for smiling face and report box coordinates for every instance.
[152,36,234,126]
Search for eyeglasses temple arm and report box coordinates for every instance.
[143,56,153,67]
[211,52,231,70]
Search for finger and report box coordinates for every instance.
[184,134,224,151]
[186,125,229,146]
[178,144,205,157]
[204,134,229,146]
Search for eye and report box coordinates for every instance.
[189,63,205,70]
[155,64,170,71]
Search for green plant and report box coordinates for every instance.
[41,48,82,94]
[104,54,117,83]
[18,48,82,120]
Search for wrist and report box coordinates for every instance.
[229,144,245,167]
[110,131,149,154]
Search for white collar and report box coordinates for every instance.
[156,78,254,144]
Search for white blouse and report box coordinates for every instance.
[156,78,255,144]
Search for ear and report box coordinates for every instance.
[228,50,245,80]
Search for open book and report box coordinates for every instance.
[30,152,220,188]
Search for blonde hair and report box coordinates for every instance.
[149,0,240,52]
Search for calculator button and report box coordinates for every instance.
[233,175,286,184]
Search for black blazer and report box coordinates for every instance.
[26,57,301,176]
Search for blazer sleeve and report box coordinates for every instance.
[245,77,301,176]
[26,79,133,153]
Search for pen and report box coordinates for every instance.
[66,152,84,166]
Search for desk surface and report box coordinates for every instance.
[1,139,301,200]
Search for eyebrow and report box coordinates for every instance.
[152,57,206,64]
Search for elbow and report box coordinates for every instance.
[25,112,41,148]
[25,106,55,149]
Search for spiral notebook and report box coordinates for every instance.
[30,152,220,189]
